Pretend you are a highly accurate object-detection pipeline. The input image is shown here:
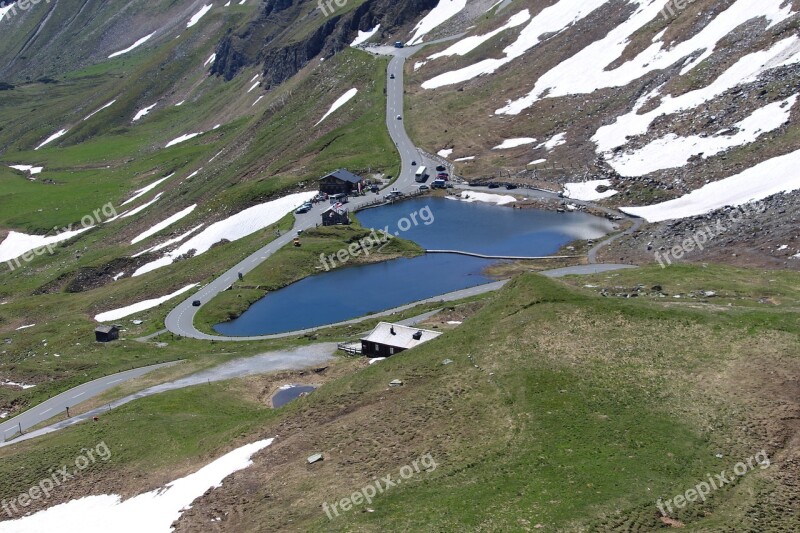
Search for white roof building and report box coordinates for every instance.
[360,322,442,356]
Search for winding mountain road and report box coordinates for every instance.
[0,40,643,446]
[165,40,639,341]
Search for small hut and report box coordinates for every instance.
[95,325,120,343]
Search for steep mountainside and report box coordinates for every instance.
[407,0,800,266]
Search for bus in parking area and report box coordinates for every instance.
[415,166,428,182]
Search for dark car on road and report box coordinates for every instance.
[418,185,430,191]
[436,172,449,180]
[192,300,201,307]
[390,73,395,79]
[488,183,500,189]
[411,160,417,166]
[435,165,446,172]
[295,204,312,214]
[505,183,518,190]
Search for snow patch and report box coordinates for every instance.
[423,0,607,89]
[94,284,198,322]
[0,439,274,532]
[35,129,68,150]
[621,149,800,222]
[593,35,800,153]
[493,137,536,150]
[165,132,203,148]
[407,0,467,46]
[541,133,566,151]
[0,3,15,20]
[0,227,92,263]
[204,53,216,67]
[120,193,163,219]
[563,179,618,201]
[454,156,475,161]
[1,380,35,389]
[108,32,156,59]
[83,100,116,121]
[132,224,204,258]
[428,9,531,60]
[121,173,174,206]
[131,205,197,244]
[452,191,516,205]
[496,0,796,115]
[437,149,453,158]
[608,94,798,176]
[351,25,380,47]
[132,103,157,122]
[9,165,44,175]
[315,88,358,126]
[187,4,213,28]
[133,192,316,277]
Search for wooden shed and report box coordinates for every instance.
[95,325,120,342]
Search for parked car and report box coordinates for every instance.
[295,205,311,214]
[370,184,380,193]
[436,172,449,180]
[394,41,404,48]
[431,179,446,189]
[192,300,201,307]
[488,183,500,189]
[418,185,430,191]
[505,183,518,190]
[435,165,446,172]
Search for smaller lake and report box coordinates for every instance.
[214,198,615,336]
[272,385,316,408]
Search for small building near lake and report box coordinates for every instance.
[95,325,120,343]
[318,169,363,195]
[321,206,350,226]
[360,322,442,357]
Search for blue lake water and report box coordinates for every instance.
[214,197,615,336]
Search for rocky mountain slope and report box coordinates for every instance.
[406,0,800,267]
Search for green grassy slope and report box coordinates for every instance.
[1,265,796,531]
[0,35,398,414]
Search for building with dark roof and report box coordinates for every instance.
[95,325,120,343]
[318,169,363,195]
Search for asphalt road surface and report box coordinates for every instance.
[0,361,177,443]
[0,345,335,448]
